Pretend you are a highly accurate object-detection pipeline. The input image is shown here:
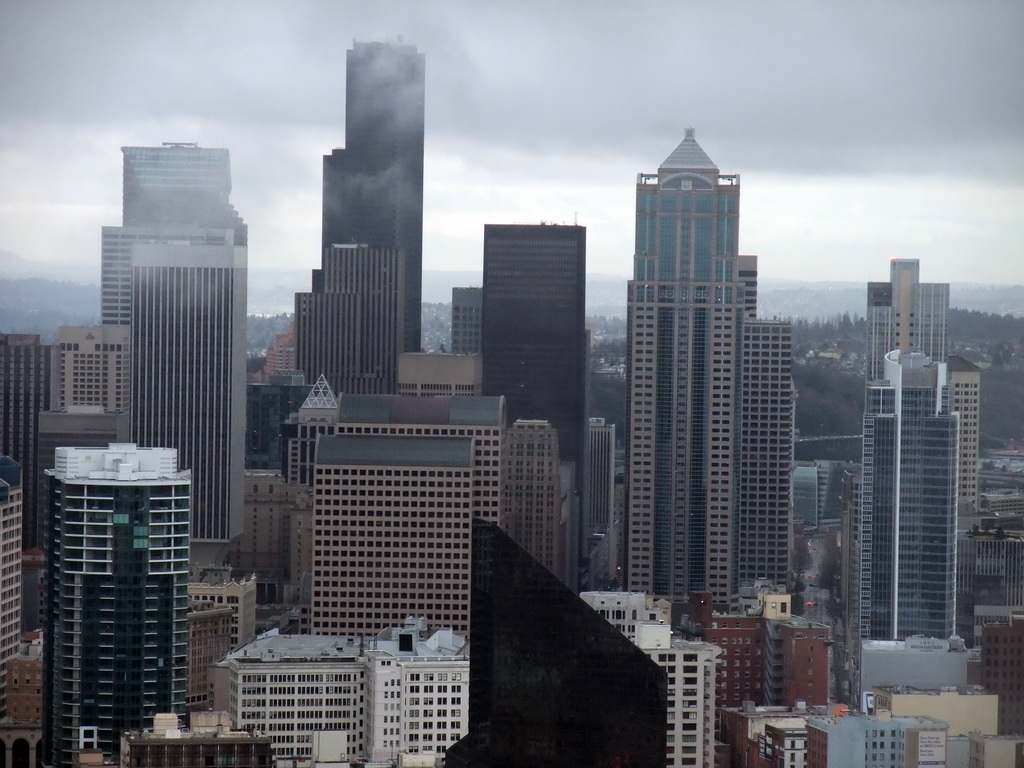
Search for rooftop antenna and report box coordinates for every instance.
[574,211,578,225]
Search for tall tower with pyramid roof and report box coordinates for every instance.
[625,130,790,604]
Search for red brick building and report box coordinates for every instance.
[684,592,830,712]
[719,705,817,768]
[979,611,1024,735]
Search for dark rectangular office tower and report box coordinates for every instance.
[445,520,667,768]
[481,223,587,495]
[0,334,52,549]
[451,286,482,355]
[295,245,405,396]
[322,41,425,353]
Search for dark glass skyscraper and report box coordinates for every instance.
[295,245,405,396]
[446,520,667,768]
[0,333,52,549]
[322,42,425,353]
[481,224,587,490]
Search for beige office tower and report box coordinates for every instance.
[626,130,750,602]
[38,327,131,550]
[947,355,981,514]
[866,259,948,381]
[736,320,795,588]
[230,473,311,603]
[55,326,130,411]
[504,420,565,582]
[397,353,483,397]
[309,395,505,636]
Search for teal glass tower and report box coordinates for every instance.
[625,130,753,602]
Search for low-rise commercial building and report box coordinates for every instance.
[579,591,671,641]
[806,713,949,768]
[188,567,257,650]
[120,712,273,768]
[871,686,998,737]
[213,620,468,766]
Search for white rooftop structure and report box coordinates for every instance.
[50,443,184,482]
[302,373,338,410]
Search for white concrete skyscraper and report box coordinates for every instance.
[130,241,247,546]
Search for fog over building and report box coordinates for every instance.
[322,41,425,353]
[104,144,246,326]
[121,144,247,243]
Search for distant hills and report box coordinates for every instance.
[204,266,1024,318]
[0,279,100,337]
[1,273,1022,345]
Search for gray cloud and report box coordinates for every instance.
[1,0,1022,283]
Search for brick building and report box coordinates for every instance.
[684,591,830,710]
[978,611,1024,735]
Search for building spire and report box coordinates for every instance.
[660,128,718,172]
[302,374,338,410]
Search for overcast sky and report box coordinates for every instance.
[1,0,1022,291]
